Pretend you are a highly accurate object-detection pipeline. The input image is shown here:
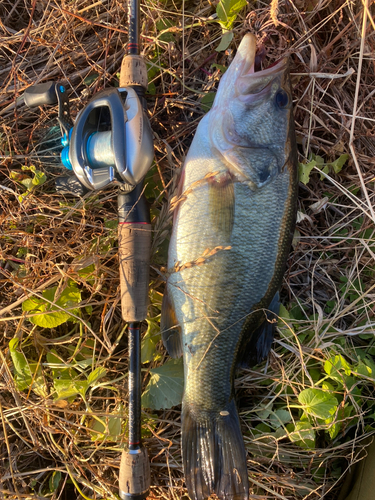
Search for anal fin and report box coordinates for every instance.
[161,288,182,358]
[240,291,280,368]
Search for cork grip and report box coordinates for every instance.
[119,448,150,499]
[120,55,148,89]
[118,223,152,322]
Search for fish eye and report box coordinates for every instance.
[275,89,290,109]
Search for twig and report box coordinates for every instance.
[348,0,375,224]
[0,275,62,317]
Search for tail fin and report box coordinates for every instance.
[182,399,249,500]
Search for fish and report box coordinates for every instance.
[161,33,298,500]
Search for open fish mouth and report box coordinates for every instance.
[234,34,288,96]
[236,33,288,78]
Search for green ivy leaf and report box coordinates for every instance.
[325,404,353,440]
[84,72,99,86]
[153,237,170,266]
[104,219,118,231]
[330,154,349,174]
[278,304,295,339]
[141,319,161,364]
[141,358,184,410]
[253,422,271,435]
[28,363,48,397]
[32,170,47,187]
[21,165,46,187]
[215,31,234,52]
[363,357,375,375]
[321,380,335,392]
[54,379,88,400]
[9,338,48,397]
[88,405,123,442]
[20,177,33,190]
[9,338,32,391]
[354,360,375,380]
[10,171,24,181]
[278,304,291,321]
[46,351,78,402]
[144,164,163,201]
[46,351,78,380]
[298,159,316,185]
[324,354,352,378]
[49,471,61,493]
[255,406,272,420]
[211,63,227,73]
[289,421,315,449]
[74,262,96,287]
[22,284,81,328]
[53,366,106,401]
[297,388,338,419]
[147,82,156,95]
[156,18,176,42]
[146,55,163,95]
[269,409,292,429]
[314,155,325,165]
[216,0,247,30]
[200,92,216,112]
[300,410,311,422]
[75,381,89,398]
[11,165,47,202]
[299,154,349,185]
[319,165,329,179]
[87,367,107,387]
[325,414,340,440]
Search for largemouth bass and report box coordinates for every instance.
[161,33,298,500]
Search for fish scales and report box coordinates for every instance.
[161,34,298,500]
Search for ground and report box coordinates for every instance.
[0,0,375,499]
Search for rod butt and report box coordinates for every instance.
[119,447,150,500]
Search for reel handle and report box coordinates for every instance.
[55,176,88,197]
[24,82,72,134]
[24,82,58,107]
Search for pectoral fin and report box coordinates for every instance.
[208,173,235,240]
[161,288,182,358]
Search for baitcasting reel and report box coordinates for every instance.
[24,81,154,194]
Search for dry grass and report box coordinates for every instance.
[1,0,375,499]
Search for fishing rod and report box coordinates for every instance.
[24,0,153,497]
[117,0,152,498]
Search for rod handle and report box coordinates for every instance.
[118,223,151,322]
[119,447,150,500]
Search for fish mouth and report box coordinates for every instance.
[235,34,288,96]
